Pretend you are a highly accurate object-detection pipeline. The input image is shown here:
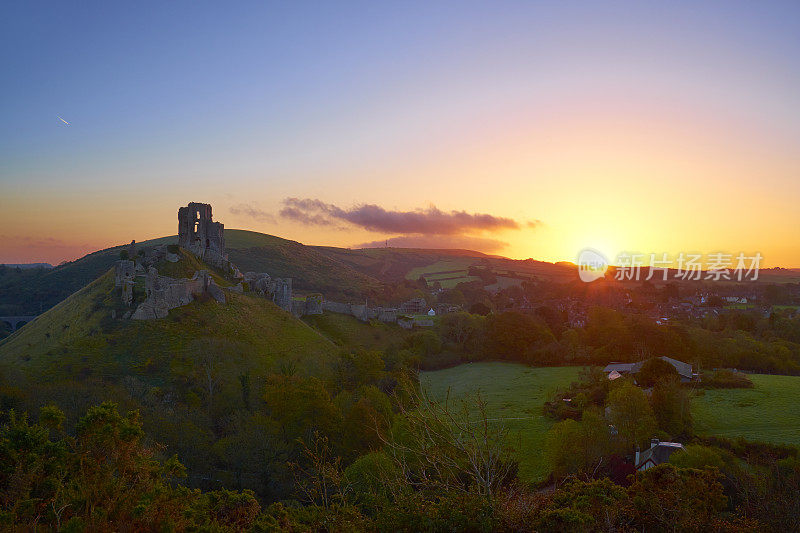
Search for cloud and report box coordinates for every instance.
[229,203,277,223]
[279,198,521,235]
[527,219,543,229]
[355,235,509,252]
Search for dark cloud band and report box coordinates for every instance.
[280,198,521,235]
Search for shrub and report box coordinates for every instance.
[636,358,679,387]
[700,369,754,389]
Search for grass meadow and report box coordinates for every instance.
[692,374,800,446]
[421,363,800,483]
[420,363,581,482]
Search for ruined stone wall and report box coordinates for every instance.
[321,301,352,315]
[319,300,399,324]
[132,268,225,320]
[243,272,293,312]
[115,260,136,307]
[115,260,135,287]
[376,307,398,323]
[304,295,323,315]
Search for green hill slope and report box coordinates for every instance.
[224,230,381,299]
[0,236,176,316]
[0,230,382,317]
[0,262,338,489]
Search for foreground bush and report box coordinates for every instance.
[0,402,260,531]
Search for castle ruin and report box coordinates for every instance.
[178,203,230,271]
[114,202,449,325]
[114,202,294,319]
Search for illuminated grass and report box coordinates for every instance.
[420,362,581,482]
[692,374,800,446]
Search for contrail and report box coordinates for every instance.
[57,115,70,126]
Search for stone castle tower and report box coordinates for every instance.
[178,202,228,268]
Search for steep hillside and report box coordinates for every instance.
[0,236,176,315]
[0,264,338,487]
[0,269,335,382]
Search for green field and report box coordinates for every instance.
[421,364,800,483]
[405,258,480,288]
[406,258,476,280]
[692,374,800,446]
[420,363,581,482]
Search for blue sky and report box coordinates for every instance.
[2,1,799,265]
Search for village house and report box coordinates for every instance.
[603,356,696,383]
[635,438,685,471]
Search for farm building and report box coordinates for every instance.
[603,356,695,383]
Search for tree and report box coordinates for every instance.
[545,478,631,531]
[606,381,657,451]
[382,387,516,500]
[636,358,679,388]
[0,402,261,530]
[406,330,442,357]
[468,302,491,316]
[545,408,612,478]
[439,312,484,354]
[484,311,554,361]
[650,377,692,436]
[263,374,341,442]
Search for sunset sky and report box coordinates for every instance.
[1,1,799,266]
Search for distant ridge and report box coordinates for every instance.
[1,263,53,269]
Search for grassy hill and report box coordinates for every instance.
[420,362,581,482]
[0,230,384,317]
[0,257,340,485]
[302,311,415,352]
[224,230,381,299]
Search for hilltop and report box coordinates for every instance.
[0,229,581,317]
[5,227,800,328]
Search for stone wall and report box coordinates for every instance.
[114,260,136,307]
[319,300,402,324]
[243,272,293,312]
[132,268,225,320]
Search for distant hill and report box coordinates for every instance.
[1,229,577,315]
[314,246,578,289]
[0,236,175,315]
[0,263,53,269]
[12,227,795,317]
